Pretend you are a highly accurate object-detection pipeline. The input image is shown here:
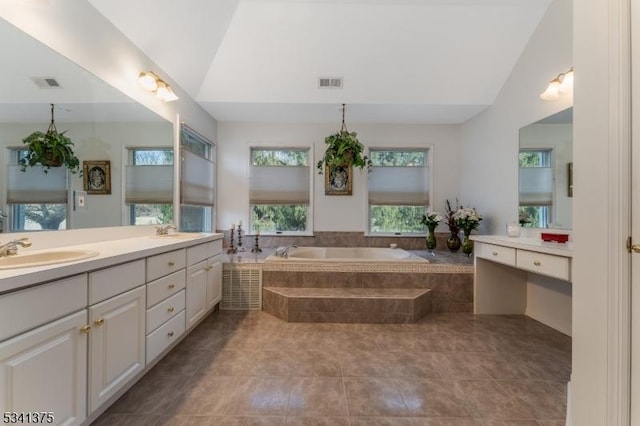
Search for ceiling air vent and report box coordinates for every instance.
[30,77,62,89]
[318,77,343,89]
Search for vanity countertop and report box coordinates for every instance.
[0,232,223,295]
[471,234,573,257]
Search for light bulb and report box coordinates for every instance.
[540,77,561,101]
[559,67,574,93]
[138,71,158,92]
[155,80,179,102]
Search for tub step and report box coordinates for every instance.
[262,287,432,323]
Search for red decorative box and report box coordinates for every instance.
[541,233,569,243]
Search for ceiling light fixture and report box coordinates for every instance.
[540,67,574,101]
[138,71,178,102]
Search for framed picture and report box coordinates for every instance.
[83,160,111,194]
[325,165,352,195]
[567,162,573,197]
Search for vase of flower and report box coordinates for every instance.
[462,229,473,255]
[426,225,437,250]
[454,206,483,256]
[446,232,462,252]
[420,210,442,252]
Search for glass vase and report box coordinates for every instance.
[426,225,437,251]
[446,231,461,252]
[462,229,474,256]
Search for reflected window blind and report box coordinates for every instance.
[181,148,215,206]
[519,167,553,206]
[125,165,174,204]
[249,152,310,205]
[7,165,67,203]
[368,150,429,206]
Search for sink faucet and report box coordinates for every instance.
[0,238,32,257]
[155,224,177,236]
[274,245,297,258]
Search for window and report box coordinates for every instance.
[7,149,68,231]
[125,148,174,225]
[179,125,215,232]
[368,149,430,234]
[249,148,311,234]
[519,149,552,228]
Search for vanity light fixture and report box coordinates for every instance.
[138,71,179,102]
[540,67,574,101]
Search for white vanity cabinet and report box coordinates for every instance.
[473,235,573,335]
[186,240,223,330]
[88,261,146,413]
[0,233,223,425]
[0,274,89,426]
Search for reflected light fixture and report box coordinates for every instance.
[138,71,178,102]
[540,67,574,101]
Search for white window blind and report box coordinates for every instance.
[125,165,174,204]
[249,166,310,204]
[519,167,553,206]
[7,165,67,203]
[368,150,429,206]
[181,148,215,206]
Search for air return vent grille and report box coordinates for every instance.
[318,77,343,89]
[221,265,262,310]
[30,77,62,89]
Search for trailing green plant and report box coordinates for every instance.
[316,104,371,174]
[19,104,81,175]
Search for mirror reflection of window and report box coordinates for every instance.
[125,148,174,226]
[519,149,553,228]
[7,149,68,231]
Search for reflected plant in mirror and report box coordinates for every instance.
[518,107,573,230]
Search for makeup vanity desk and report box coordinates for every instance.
[471,235,572,335]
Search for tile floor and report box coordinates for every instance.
[94,310,570,426]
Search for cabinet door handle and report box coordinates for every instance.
[80,325,91,334]
[168,261,176,267]
[94,318,105,326]
[492,251,498,256]
[168,283,176,289]
[205,266,212,271]
[533,260,541,266]
[167,307,175,313]
[167,331,175,338]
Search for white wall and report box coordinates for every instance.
[0,121,173,229]
[217,122,461,232]
[460,0,573,235]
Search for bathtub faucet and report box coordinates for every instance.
[274,245,297,258]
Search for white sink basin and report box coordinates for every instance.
[150,233,203,239]
[0,250,99,269]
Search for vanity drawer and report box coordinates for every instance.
[147,249,186,281]
[186,243,208,266]
[516,250,571,281]
[147,269,186,308]
[89,259,146,304]
[475,242,516,267]
[146,290,185,334]
[0,274,87,341]
[146,309,185,364]
[208,239,223,257]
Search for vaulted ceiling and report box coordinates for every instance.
[92,0,552,124]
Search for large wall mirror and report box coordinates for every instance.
[518,107,573,230]
[0,18,174,232]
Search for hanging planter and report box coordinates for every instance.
[317,104,371,195]
[19,104,81,175]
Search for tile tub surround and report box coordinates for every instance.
[221,230,458,251]
[263,287,433,323]
[262,269,473,314]
[94,310,570,425]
